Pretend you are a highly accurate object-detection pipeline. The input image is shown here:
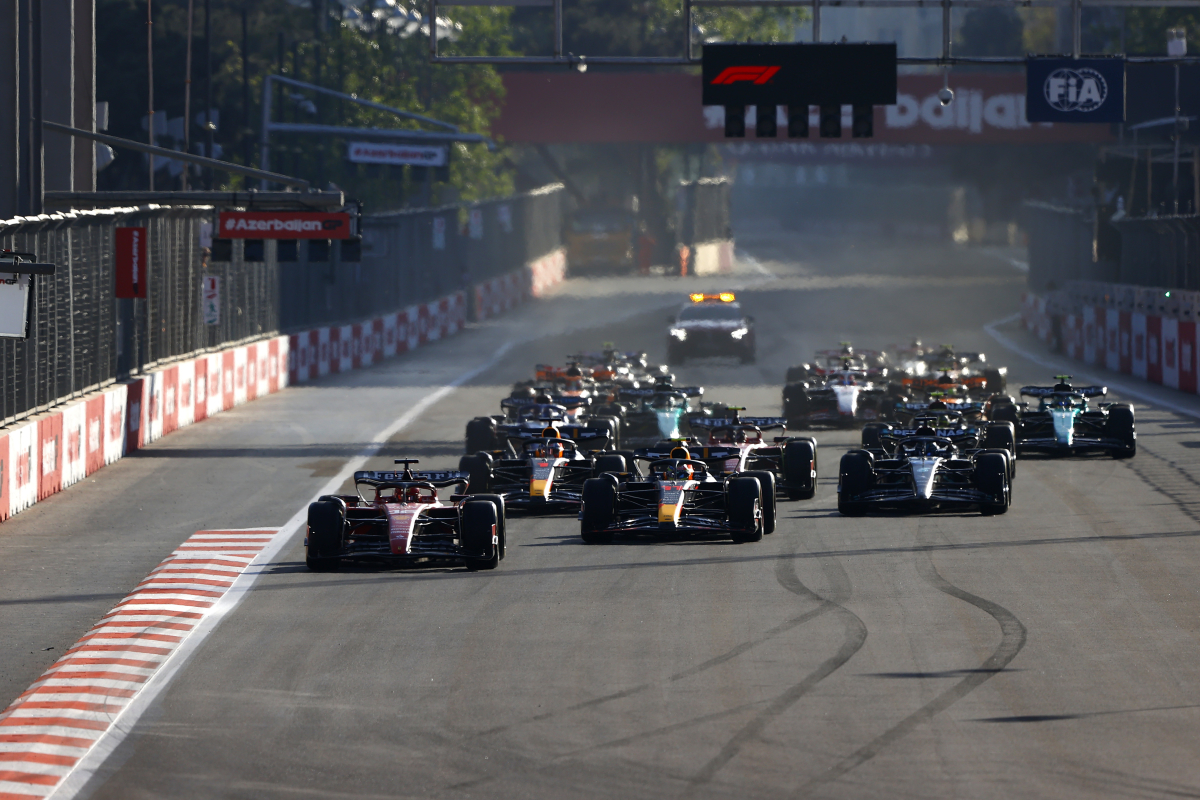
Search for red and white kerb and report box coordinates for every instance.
[0,529,277,799]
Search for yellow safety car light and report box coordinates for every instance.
[690,292,737,303]
[719,292,736,302]
[689,293,706,303]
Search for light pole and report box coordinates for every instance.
[1169,28,1186,215]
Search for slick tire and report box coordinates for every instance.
[861,422,890,451]
[982,421,1017,480]
[305,499,344,572]
[783,438,817,500]
[472,493,507,560]
[728,477,764,543]
[837,450,874,517]
[983,367,1007,394]
[742,471,777,534]
[458,453,494,494]
[594,415,621,450]
[462,501,500,571]
[1106,404,1136,459]
[975,452,1010,515]
[991,403,1020,426]
[593,453,627,478]
[785,365,810,383]
[581,476,617,543]
[465,418,496,455]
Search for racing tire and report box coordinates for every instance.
[783,438,817,500]
[593,453,627,478]
[305,499,344,572]
[581,476,617,544]
[975,452,1009,515]
[742,471,777,534]
[458,454,493,494]
[982,421,1017,480]
[782,385,809,427]
[861,423,890,450]
[727,477,764,543]
[837,450,874,517]
[465,418,496,455]
[462,501,500,571]
[785,365,810,383]
[983,368,1007,394]
[991,403,1020,426]
[472,493,507,560]
[1106,404,1136,459]
[594,415,621,450]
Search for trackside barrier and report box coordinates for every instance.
[0,253,569,523]
[0,335,289,522]
[1022,289,1200,399]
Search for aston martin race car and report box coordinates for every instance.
[579,445,775,543]
[838,432,1012,516]
[991,377,1136,458]
[686,413,818,499]
[612,380,705,447]
[666,292,755,364]
[305,460,505,572]
[464,397,619,453]
[459,430,626,513]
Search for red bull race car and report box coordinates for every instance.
[305,460,505,572]
[579,445,776,544]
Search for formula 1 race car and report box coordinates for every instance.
[459,430,625,513]
[579,445,775,543]
[612,381,705,447]
[686,413,818,499]
[838,432,1012,516]
[305,460,505,572]
[785,344,891,384]
[782,369,892,428]
[860,412,1017,480]
[464,397,619,454]
[991,377,1136,458]
[894,344,1006,400]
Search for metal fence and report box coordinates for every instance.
[1,186,565,427]
[0,206,279,426]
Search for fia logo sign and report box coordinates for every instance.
[1044,67,1107,113]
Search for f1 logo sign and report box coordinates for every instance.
[710,66,780,85]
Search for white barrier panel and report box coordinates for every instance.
[102,385,127,465]
[206,355,224,417]
[177,359,196,427]
[7,420,37,515]
[144,370,164,444]
[254,341,270,399]
[233,346,249,406]
[60,400,86,489]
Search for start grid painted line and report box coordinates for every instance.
[0,530,278,800]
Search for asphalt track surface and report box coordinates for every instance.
[6,228,1200,798]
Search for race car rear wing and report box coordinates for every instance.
[502,424,611,445]
[353,470,469,487]
[689,415,787,430]
[620,385,704,399]
[1020,385,1107,398]
[633,446,740,461]
[884,427,980,439]
[893,401,986,412]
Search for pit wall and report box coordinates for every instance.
[1021,290,1200,394]
[0,251,568,522]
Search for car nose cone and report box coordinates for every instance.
[909,457,941,499]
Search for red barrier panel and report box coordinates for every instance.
[0,431,8,521]
[85,394,105,475]
[1147,315,1163,385]
[1163,317,1180,390]
[124,379,145,454]
[1182,321,1198,394]
[36,412,62,501]
[162,365,179,435]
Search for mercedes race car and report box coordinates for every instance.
[990,377,1136,458]
[579,445,776,544]
[687,413,818,499]
[460,430,624,513]
[305,460,505,572]
[860,412,1017,481]
[838,430,1012,516]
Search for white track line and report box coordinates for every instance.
[47,341,517,799]
[984,312,1200,421]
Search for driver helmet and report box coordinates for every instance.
[928,399,947,409]
[535,392,554,405]
[402,485,422,503]
[668,447,694,480]
[936,373,955,385]
[915,424,937,438]
[839,373,855,386]
[538,427,565,458]
[514,386,537,400]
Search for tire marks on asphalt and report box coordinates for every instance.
[797,528,1026,796]
[682,548,868,795]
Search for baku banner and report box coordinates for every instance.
[115,227,148,299]
[218,212,353,240]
